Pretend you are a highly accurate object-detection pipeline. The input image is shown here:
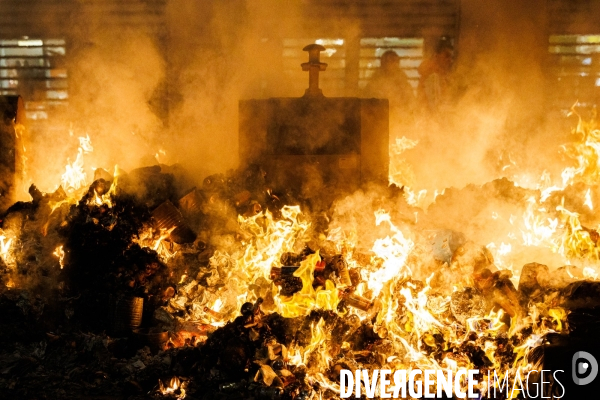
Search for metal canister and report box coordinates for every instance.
[332,255,352,287]
[134,329,169,352]
[178,188,204,215]
[152,200,196,244]
[108,295,143,334]
[343,292,373,312]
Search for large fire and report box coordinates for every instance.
[2,107,600,398]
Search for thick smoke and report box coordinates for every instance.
[67,29,166,168]
[400,0,566,195]
[12,0,582,202]
[162,0,308,178]
[13,3,164,194]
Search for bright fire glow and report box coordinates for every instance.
[53,245,65,269]
[61,134,93,194]
[159,376,186,399]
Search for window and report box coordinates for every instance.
[548,34,600,112]
[359,37,424,93]
[282,38,346,96]
[0,38,68,120]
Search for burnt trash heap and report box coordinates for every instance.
[0,158,386,399]
[1,160,599,399]
[0,162,289,398]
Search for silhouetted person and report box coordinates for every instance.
[418,37,454,112]
[364,50,414,109]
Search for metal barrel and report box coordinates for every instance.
[152,200,197,244]
[108,295,143,334]
[134,329,169,352]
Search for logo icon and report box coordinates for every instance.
[572,351,598,385]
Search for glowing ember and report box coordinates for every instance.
[0,231,15,272]
[134,226,177,262]
[158,376,186,399]
[61,134,93,194]
[584,187,593,209]
[53,245,65,269]
[0,234,13,260]
[368,209,414,297]
[178,272,187,284]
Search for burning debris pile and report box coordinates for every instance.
[2,113,600,399]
